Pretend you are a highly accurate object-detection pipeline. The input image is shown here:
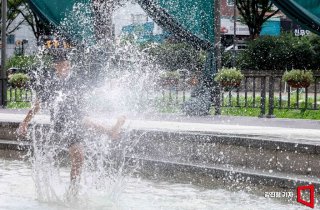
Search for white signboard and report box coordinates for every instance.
[294,29,311,36]
[221,18,250,36]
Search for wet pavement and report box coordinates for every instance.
[0,108,319,145]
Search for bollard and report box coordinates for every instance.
[267,75,275,118]
[259,76,266,118]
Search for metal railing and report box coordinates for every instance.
[156,80,192,109]
[7,87,33,103]
[2,74,320,117]
[220,74,320,117]
[157,73,320,117]
[0,78,33,106]
[221,75,267,117]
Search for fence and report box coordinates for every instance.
[220,74,320,117]
[7,87,33,103]
[2,78,33,107]
[4,74,320,117]
[158,73,320,117]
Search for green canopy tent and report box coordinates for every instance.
[27,0,320,54]
[136,0,216,88]
[27,0,94,43]
[27,0,214,49]
[136,0,214,50]
[27,0,77,27]
[26,0,320,114]
[27,0,320,37]
[271,0,320,35]
[27,0,217,97]
[26,0,217,115]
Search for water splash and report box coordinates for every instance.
[24,2,162,204]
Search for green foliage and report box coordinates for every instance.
[8,73,30,88]
[6,54,53,74]
[7,101,31,109]
[310,34,320,68]
[211,94,320,119]
[214,68,244,83]
[238,34,320,71]
[239,35,292,71]
[222,51,235,68]
[274,109,320,120]
[282,70,313,83]
[219,107,320,120]
[146,42,206,72]
[6,55,37,72]
[291,36,314,69]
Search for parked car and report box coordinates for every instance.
[224,43,248,52]
[7,67,22,78]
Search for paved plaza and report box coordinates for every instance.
[1,109,319,145]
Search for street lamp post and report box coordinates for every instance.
[1,0,7,107]
[232,0,237,68]
[214,0,221,71]
[214,0,221,115]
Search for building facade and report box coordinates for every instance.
[1,14,37,59]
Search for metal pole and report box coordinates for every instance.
[1,0,7,107]
[22,42,24,55]
[267,75,275,118]
[214,0,221,71]
[259,76,266,118]
[214,0,221,115]
[232,0,237,68]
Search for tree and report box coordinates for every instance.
[0,0,51,40]
[236,0,279,39]
[0,0,25,36]
[4,0,127,40]
[237,34,320,71]
[238,35,293,71]
[11,0,51,40]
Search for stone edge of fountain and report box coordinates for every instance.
[0,121,319,191]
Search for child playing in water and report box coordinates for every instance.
[18,49,126,197]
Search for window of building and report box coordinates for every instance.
[7,34,15,44]
[227,0,234,6]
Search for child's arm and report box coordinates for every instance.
[83,116,126,140]
[17,99,41,137]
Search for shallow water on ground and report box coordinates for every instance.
[0,159,311,210]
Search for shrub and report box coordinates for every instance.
[282,70,313,88]
[291,36,314,70]
[238,34,319,71]
[146,42,206,72]
[222,51,234,68]
[214,68,244,87]
[6,55,53,74]
[9,73,30,88]
[238,35,293,71]
[6,55,36,72]
[310,34,320,69]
